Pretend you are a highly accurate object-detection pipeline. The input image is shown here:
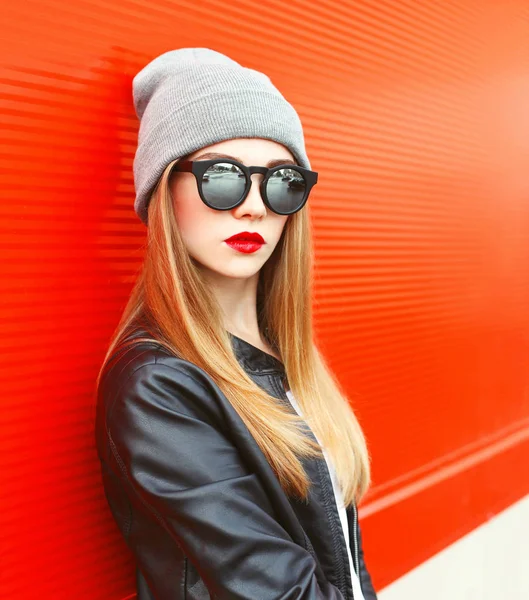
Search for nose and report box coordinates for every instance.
[233,173,267,219]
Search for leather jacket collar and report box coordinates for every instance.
[227,332,286,375]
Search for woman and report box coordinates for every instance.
[95,48,377,600]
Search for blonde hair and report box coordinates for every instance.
[96,157,372,505]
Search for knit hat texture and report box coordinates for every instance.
[132,47,311,225]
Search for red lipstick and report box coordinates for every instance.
[224,231,265,254]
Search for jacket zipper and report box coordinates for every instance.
[352,502,360,592]
[302,530,317,559]
[316,459,350,598]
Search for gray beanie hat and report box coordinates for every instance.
[132,47,311,225]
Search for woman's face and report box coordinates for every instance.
[169,138,295,280]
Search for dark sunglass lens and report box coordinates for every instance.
[201,162,246,209]
[266,168,307,214]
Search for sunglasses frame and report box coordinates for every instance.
[171,158,318,215]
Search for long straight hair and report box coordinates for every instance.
[96,156,372,505]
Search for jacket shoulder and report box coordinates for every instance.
[97,341,228,438]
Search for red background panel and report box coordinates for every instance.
[1,1,528,598]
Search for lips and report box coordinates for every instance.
[224,231,265,254]
[225,232,265,244]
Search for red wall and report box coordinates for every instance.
[1,1,528,597]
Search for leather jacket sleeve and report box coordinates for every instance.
[102,357,346,599]
[356,515,378,599]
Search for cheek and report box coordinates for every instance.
[172,179,203,227]
[171,179,221,248]
[272,216,289,242]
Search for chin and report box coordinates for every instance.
[193,259,261,281]
[219,266,262,280]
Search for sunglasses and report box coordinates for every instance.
[171,158,318,215]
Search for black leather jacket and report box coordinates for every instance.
[95,329,378,599]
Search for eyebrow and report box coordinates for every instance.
[192,152,298,168]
